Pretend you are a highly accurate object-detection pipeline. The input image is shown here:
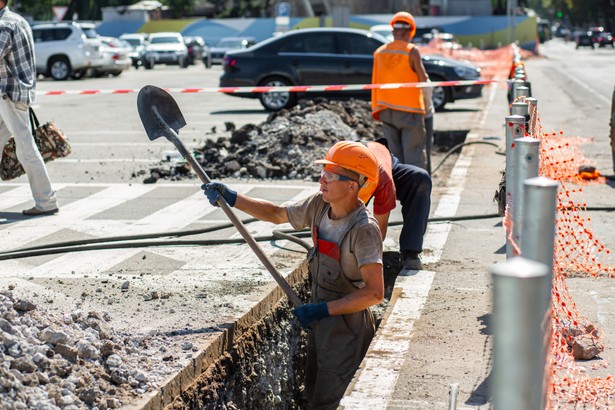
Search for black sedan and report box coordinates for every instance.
[219,28,483,111]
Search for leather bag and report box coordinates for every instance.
[0,108,71,181]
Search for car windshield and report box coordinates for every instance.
[82,27,99,39]
[218,39,246,48]
[122,38,142,46]
[150,36,180,44]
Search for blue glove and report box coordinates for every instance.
[293,302,329,329]
[202,182,237,207]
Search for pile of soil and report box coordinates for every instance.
[141,98,384,183]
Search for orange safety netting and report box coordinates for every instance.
[504,93,615,407]
[418,42,516,81]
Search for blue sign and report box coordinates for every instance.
[276,2,290,17]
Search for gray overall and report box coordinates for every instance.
[304,205,375,410]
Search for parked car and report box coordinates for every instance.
[143,32,189,69]
[31,22,104,80]
[209,36,257,65]
[369,24,393,42]
[184,35,209,66]
[421,32,463,50]
[596,32,614,48]
[220,28,483,111]
[93,37,132,77]
[576,32,595,49]
[119,33,148,68]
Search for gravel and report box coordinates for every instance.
[0,291,186,409]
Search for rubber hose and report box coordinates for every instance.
[432,141,500,175]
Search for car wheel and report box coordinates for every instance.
[180,58,189,69]
[431,84,448,112]
[70,68,88,80]
[258,77,297,111]
[144,59,154,70]
[48,57,71,81]
[204,56,212,69]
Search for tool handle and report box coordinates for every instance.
[170,132,303,308]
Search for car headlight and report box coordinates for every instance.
[453,66,480,79]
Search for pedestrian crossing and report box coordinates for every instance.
[0,182,317,326]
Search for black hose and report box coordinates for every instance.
[3,203,613,261]
[10,218,257,253]
[432,141,500,175]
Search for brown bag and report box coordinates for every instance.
[0,108,71,181]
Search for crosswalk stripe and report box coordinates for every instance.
[3,183,316,280]
[0,184,157,252]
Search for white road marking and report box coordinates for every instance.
[54,158,156,163]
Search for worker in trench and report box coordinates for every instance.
[202,141,384,409]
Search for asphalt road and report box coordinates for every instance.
[1,39,614,408]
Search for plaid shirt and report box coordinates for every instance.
[0,6,36,105]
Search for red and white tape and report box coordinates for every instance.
[36,79,496,96]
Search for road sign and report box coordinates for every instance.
[276,2,290,17]
[52,6,69,21]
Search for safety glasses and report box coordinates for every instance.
[320,170,354,183]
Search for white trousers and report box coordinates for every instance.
[0,96,58,211]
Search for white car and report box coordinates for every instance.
[32,22,104,80]
[143,32,189,69]
[119,33,148,68]
[93,37,132,77]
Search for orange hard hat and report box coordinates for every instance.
[315,141,379,198]
[390,11,416,38]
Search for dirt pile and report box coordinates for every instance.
[142,98,383,183]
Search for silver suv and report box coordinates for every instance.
[32,22,104,80]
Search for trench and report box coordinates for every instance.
[131,132,471,410]
[136,252,402,410]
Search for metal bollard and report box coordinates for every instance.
[492,257,551,410]
[509,79,526,104]
[504,115,526,258]
[511,101,530,133]
[521,176,559,272]
[526,97,538,137]
[511,137,540,257]
[514,85,530,100]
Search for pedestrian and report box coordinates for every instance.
[372,11,431,170]
[360,139,432,271]
[202,141,384,409]
[0,0,58,216]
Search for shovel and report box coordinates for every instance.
[137,85,303,308]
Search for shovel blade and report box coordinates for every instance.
[137,85,187,141]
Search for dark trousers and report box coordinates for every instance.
[392,155,432,253]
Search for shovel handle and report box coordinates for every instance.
[162,125,303,308]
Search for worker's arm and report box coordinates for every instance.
[234,194,289,225]
[410,47,429,82]
[326,262,384,315]
[202,182,289,224]
[374,212,390,239]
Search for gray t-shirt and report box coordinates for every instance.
[286,192,383,283]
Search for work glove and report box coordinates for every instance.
[292,302,330,329]
[202,182,237,207]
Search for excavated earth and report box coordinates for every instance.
[140,98,384,184]
[1,98,458,409]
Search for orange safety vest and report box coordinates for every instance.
[372,40,425,120]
